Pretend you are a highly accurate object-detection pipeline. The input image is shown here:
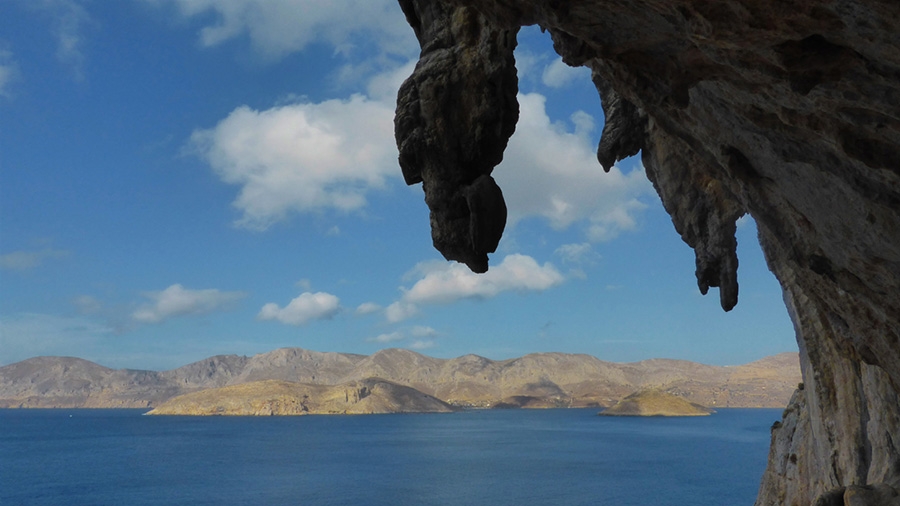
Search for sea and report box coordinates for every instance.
[0,408,780,506]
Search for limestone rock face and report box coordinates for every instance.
[393,1,900,504]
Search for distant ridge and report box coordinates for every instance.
[0,349,800,410]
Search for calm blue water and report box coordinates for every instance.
[0,408,779,506]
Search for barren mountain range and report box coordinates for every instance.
[0,348,800,410]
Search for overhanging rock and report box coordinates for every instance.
[393,1,900,505]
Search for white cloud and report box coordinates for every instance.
[553,243,600,279]
[555,243,600,265]
[149,0,416,60]
[410,325,437,338]
[364,59,416,102]
[400,254,564,307]
[541,57,588,88]
[356,302,381,315]
[132,284,245,324]
[367,331,404,344]
[0,49,18,98]
[30,0,90,80]
[190,93,398,230]
[0,249,69,271]
[72,295,103,314]
[495,93,652,241]
[410,339,436,350]
[258,291,340,325]
[385,301,418,323]
[513,49,543,83]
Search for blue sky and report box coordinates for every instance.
[0,0,797,371]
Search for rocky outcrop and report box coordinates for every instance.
[0,350,799,409]
[145,378,455,416]
[600,389,714,417]
[395,0,518,272]
[393,1,900,504]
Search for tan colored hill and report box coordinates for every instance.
[146,378,454,416]
[0,348,801,410]
[600,390,714,417]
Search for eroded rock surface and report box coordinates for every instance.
[395,0,518,272]
[393,1,900,504]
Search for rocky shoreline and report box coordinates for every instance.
[0,349,799,411]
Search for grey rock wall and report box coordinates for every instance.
[393,1,900,504]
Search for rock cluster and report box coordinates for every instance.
[393,1,900,505]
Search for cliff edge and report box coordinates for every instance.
[393,1,900,504]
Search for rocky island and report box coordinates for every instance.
[600,390,714,417]
[146,378,454,416]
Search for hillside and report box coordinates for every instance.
[146,378,454,416]
[0,348,801,410]
[600,390,714,417]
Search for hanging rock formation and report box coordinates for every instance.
[393,1,900,505]
[395,0,518,273]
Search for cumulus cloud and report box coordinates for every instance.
[258,291,340,325]
[72,295,103,314]
[29,0,91,80]
[410,325,437,338]
[0,249,69,271]
[366,331,404,344]
[385,254,564,321]
[0,49,18,98]
[553,242,600,279]
[385,301,419,323]
[355,302,381,315]
[149,0,415,59]
[555,243,600,265]
[541,57,588,88]
[512,49,543,83]
[496,93,652,241]
[365,326,439,350]
[190,94,398,229]
[410,339,436,350]
[364,59,417,101]
[132,284,245,324]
